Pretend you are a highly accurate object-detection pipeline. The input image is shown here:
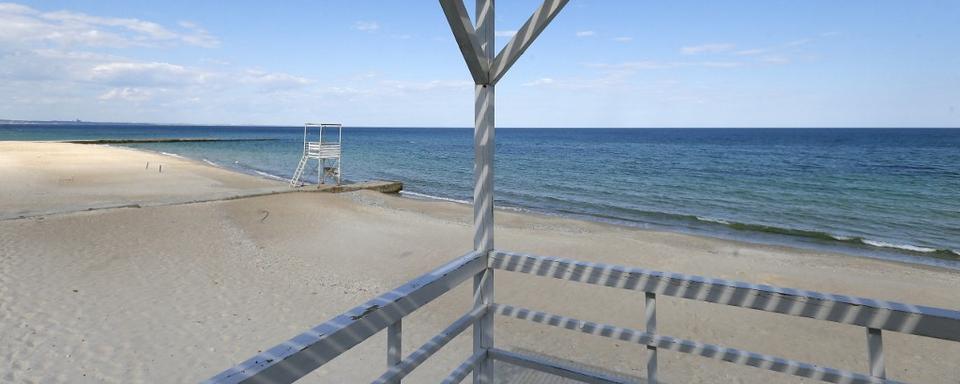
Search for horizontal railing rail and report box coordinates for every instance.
[204,250,485,384]
[489,250,960,341]
[490,249,960,383]
[491,303,900,384]
[372,305,488,384]
[488,348,633,384]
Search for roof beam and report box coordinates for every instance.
[489,0,569,85]
[439,0,489,84]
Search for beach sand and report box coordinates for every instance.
[0,141,287,220]
[1,142,958,383]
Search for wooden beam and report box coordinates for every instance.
[439,0,489,84]
[373,306,488,384]
[488,348,632,384]
[492,304,902,384]
[203,251,486,384]
[440,351,486,384]
[489,250,960,342]
[489,0,569,84]
[472,1,496,383]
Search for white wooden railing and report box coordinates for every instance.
[204,249,960,384]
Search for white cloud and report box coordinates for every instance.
[353,21,380,32]
[89,62,212,86]
[587,60,744,71]
[98,87,153,101]
[380,79,472,92]
[495,30,517,38]
[613,36,633,43]
[575,30,596,37]
[0,3,219,48]
[522,78,555,87]
[681,43,735,55]
[734,48,765,56]
[241,69,312,91]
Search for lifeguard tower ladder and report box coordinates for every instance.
[290,123,342,187]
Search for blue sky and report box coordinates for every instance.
[1,1,958,127]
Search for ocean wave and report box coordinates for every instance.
[159,151,184,159]
[399,191,470,205]
[860,239,937,253]
[202,158,219,167]
[253,170,286,181]
[690,215,959,259]
[497,205,530,213]
[695,216,730,225]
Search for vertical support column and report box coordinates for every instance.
[387,320,402,384]
[645,292,658,384]
[473,1,495,384]
[866,327,885,379]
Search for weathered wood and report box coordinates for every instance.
[440,351,486,384]
[492,303,902,384]
[387,320,402,384]
[472,1,496,383]
[489,250,960,342]
[867,328,885,379]
[489,0,569,85]
[439,0,488,84]
[488,348,634,384]
[645,292,657,383]
[372,306,487,384]
[203,251,485,384]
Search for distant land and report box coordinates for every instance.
[0,118,161,126]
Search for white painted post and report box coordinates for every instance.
[473,1,495,384]
[866,327,885,379]
[645,292,658,383]
[387,320,402,384]
[439,0,568,382]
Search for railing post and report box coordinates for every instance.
[387,320,402,383]
[645,292,658,384]
[473,1,495,383]
[866,327,885,379]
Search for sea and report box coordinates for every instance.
[3,124,958,268]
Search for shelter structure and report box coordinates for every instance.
[207,2,960,383]
[290,123,342,187]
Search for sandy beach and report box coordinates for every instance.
[1,142,958,383]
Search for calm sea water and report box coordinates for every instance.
[3,124,958,267]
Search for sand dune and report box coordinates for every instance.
[1,142,958,383]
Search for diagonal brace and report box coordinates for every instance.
[489,0,569,85]
[439,0,490,84]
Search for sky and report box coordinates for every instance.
[1,1,958,127]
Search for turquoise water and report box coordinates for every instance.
[3,125,958,267]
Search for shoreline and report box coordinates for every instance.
[12,139,960,271]
[147,145,960,269]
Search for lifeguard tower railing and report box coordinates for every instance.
[206,1,960,383]
[205,249,960,384]
[290,123,342,187]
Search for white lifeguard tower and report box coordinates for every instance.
[290,123,342,187]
